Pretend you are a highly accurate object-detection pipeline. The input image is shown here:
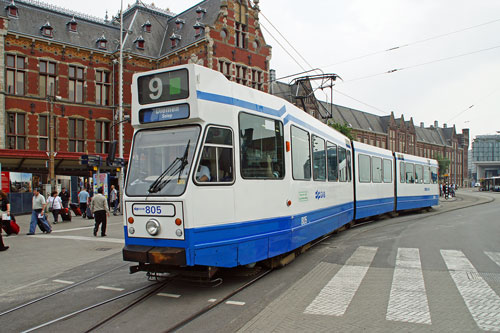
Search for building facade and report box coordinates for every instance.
[471,135,500,180]
[272,79,469,186]
[0,0,270,184]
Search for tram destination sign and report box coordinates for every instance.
[137,69,189,105]
[139,103,190,123]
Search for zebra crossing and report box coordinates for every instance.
[303,247,500,331]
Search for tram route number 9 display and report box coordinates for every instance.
[137,69,189,105]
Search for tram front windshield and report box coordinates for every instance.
[126,126,200,196]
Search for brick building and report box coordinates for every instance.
[0,0,270,183]
[273,80,469,186]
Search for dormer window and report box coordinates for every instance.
[170,33,181,48]
[193,21,205,37]
[196,6,206,19]
[142,20,152,33]
[134,36,145,50]
[6,0,18,17]
[40,21,53,38]
[96,34,107,49]
[175,18,185,31]
[67,17,77,32]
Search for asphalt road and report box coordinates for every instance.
[0,189,498,332]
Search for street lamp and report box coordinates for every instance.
[47,88,61,191]
[118,0,124,214]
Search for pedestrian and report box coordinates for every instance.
[27,188,51,235]
[110,185,118,216]
[78,187,90,218]
[47,191,63,224]
[59,187,70,209]
[91,187,109,237]
[0,190,11,251]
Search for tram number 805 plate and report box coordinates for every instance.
[132,204,175,217]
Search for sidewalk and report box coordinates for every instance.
[0,212,125,296]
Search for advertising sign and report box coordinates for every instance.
[1,171,9,193]
[93,173,109,198]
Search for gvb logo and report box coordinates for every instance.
[315,190,326,200]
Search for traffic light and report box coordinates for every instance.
[107,140,117,166]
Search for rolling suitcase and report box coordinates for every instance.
[70,203,81,216]
[86,207,94,219]
[61,208,72,221]
[2,219,20,235]
[37,215,51,233]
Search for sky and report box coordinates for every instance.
[42,0,500,142]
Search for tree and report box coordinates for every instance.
[328,120,354,141]
[433,153,450,179]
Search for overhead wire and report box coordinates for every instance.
[345,44,500,83]
[446,88,499,123]
[333,89,390,115]
[320,17,500,69]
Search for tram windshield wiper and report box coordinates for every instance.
[148,140,190,194]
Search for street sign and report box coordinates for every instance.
[79,155,89,165]
[112,158,125,167]
[79,155,101,166]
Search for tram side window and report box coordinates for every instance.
[239,113,284,179]
[400,161,405,183]
[327,142,338,181]
[430,167,438,184]
[291,126,311,180]
[197,126,234,184]
[338,147,349,182]
[372,157,382,183]
[346,151,352,182]
[405,162,415,184]
[415,164,423,184]
[424,166,431,184]
[312,135,326,181]
[358,154,371,183]
[383,159,392,183]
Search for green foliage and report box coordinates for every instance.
[328,120,354,141]
[433,153,450,177]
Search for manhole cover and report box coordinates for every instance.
[96,248,112,251]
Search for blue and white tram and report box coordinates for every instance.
[122,64,438,275]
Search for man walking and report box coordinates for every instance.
[78,187,89,218]
[91,187,109,237]
[110,185,118,216]
[27,188,51,235]
[59,187,70,209]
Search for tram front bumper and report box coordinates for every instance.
[123,245,186,266]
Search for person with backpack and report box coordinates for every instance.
[78,187,90,218]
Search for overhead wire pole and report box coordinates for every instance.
[118,0,124,215]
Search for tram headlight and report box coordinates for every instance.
[129,226,135,234]
[176,229,183,237]
[146,219,161,236]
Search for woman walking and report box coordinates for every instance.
[47,191,63,224]
[0,190,10,251]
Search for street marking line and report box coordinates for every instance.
[53,279,75,285]
[226,301,245,306]
[157,293,181,298]
[31,235,123,244]
[96,286,125,291]
[485,251,500,267]
[441,249,500,331]
[386,248,431,325]
[50,222,123,233]
[304,246,378,316]
[208,299,217,303]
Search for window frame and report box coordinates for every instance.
[95,120,110,154]
[415,164,424,184]
[239,112,285,180]
[383,158,392,183]
[39,60,57,98]
[6,54,25,95]
[68,65,85,103]
[405,162,415,184]
[6,112,26,150]
[372,156,383,183]
[291,125,311,181]
[195,125,235,185]
[358,154,371,183]
[68,118,85,152]
[327,141,338,182]
[95,70,111,106]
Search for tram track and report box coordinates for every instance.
[0,263,129,317]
